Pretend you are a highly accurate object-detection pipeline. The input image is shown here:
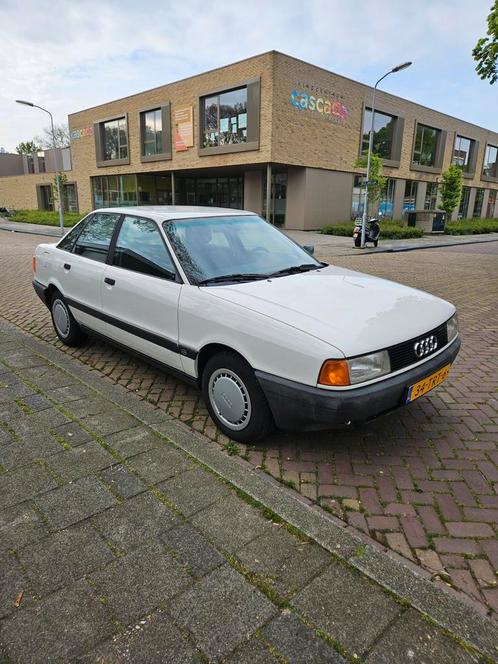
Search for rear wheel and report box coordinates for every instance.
[201,351,274,443]
[50,291,86,347]
[373,239,378,247]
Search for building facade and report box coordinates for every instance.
[1,51,498,228]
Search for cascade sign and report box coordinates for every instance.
[290,89,348,121]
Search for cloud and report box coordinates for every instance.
[0,0,495,151]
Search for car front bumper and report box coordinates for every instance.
[256,337,461,431]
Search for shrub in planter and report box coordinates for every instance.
[444,219,498,235]
[321,222,424,239]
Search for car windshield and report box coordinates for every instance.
[163,215,323,285]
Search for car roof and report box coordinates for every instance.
[95,206,253,222]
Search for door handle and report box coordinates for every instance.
[104,277,115,286]
[63,263,71,270]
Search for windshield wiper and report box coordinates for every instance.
[267,262,326,278]
[198,273,269,286]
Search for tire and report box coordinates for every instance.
[354,234,361,247]
[373,240,378,247]
[201,351,275,443]
[50,291,86,347]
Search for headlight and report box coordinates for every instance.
[347,350,391,384]
[447,315,458,343]
[318,350,390,386]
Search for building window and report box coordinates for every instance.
[362,109,396,159]
[95,115,129,166]
[403,180,418,212]
[92,174,137,208]
[453,135,476,172]
[139,105,171,161]
[202,87,247,148]
[27,156,35,174]
[424,182,439,210]
[351,175,364,219]
[413,124,441,167]
[472,188,485,218]
[62,183,78,212]
[458,186,471,219]
[199,78,260,155]
[486,190,497,217]
[483,144,498,178]
[379,178,396,220]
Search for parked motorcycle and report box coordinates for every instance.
[353,216,381,248]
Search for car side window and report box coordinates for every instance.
[57,214,93,252]
[113,215,177,280]
[73,213,121,263]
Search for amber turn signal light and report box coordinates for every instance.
[32,256,36,273]
[318,359,350,386]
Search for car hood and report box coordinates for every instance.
[203,265,455,357]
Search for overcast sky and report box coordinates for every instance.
[0,0,496,152]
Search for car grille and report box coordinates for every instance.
[388,322,448,372]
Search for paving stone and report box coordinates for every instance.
[127,445,195,485]
[156,466,230,516]
[90,541,192,623]
[33,406,72,428]
[236,527,331,598]
[47,383,97,404]
[35,476,118,529]
[0,501,49,553]
[99,463,147,498]
[0,552,30,618]
[364,608,479,663]
[22,430,67,457]
[0,440,36,470]
[52,420,93,447]
[105,425,163,458]
[160,523,226,577]
[224,637,279,663]
[76,609,203,663]
[0,579,117,663]
[0,463,58,509]
[190,494,273,553]
[91,491,180,552]
[170,565,276,660]
[260,612,346,663]
[81,410,140,437]
[65,397,110,418]
[22,393,52,412]
[47,440,115,482]
[291,562,402,657]
[19,521,115,595]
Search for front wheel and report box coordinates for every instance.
[201,351,274,443]
[373,239,378,247]
[50,291,86,347]
[354,234,361,247]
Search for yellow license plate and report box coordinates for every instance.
[406,364,451,403]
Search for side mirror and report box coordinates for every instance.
[303,245,315,255]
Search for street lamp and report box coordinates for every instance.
[15,99,65,235]
[360,61,412,248]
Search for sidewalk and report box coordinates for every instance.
[1,320,497,663]
[1,216,497,258]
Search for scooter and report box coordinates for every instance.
[353,216,381,248]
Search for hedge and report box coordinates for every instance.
[9,210,85,227]
[444,219,498,235]
[320,222,424,239]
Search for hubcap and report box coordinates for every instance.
[208,368,251,431]
[53,299,70,338]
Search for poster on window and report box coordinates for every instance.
[174,106,194,151]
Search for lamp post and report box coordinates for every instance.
[361,61,412,248]
[15,100,65,235]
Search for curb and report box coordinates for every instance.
[352,236,498,256]
[0,316,497,661]
[0,224,61,238]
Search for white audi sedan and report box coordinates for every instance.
[32,206,460,442]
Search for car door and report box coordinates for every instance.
[60,211,121,336]
[101,214,183,370]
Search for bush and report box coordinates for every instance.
[10,209,85,227]
[320,221,424,239]
[444,218,498,235]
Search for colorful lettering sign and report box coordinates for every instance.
[290,90,348,121]
[70,126,94,140]
[174,106,194,152]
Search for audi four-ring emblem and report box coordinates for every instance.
[414,335,438,358]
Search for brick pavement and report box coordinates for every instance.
[2,325,493,663]
[0,231,497,619]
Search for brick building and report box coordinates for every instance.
[1,51,498,228]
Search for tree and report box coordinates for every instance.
[15,140,41,155]
[354,152,387,216]
[35,123,70,149]
[473,0,498,84]
[52,172,68,207]
[440,165,463,220]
